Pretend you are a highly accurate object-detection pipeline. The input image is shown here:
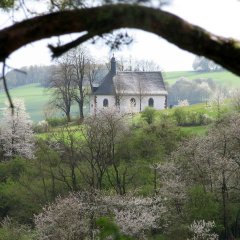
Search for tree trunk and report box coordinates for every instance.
[79,100,84,120]
[66,110,71,122]
[222,171,234,240]
[71,165,77,191]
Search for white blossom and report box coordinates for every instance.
[35,192,167,240]
[0,99,35,159]
[178,99,189,107]
[188,220,218,240]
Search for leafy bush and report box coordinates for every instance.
[141,107,156,124]
[173,108,212,126]
[0,217,34,240]
[173,108,187,126]
[46,117,68,127]
[32,120,49,133]
[185,186,219,222]
[96,217,132,240]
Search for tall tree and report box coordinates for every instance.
[70,47,89,120]
[49,53,75,122]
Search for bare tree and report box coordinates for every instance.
[86,59,99,93]
[49,54,75,122]
[48,125,83,192]
[78,108,130,194]
[134,59,161,72]
[114,78,126,110]
[79,115,112,189]
[137,78,146,112]
[209,87,227,121]
[97,108,129,195]
[70,47,90,120]
[230,88,240,113]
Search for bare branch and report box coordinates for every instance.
[0,61,14,112]
[48,32,94,58]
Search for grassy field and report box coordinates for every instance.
[0,84,51,122]
[0,84,89,122]
[180,125,208,136]
[164,70,240,87]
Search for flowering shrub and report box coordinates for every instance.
[35,192,167,240]
[33,120,49,133]
[178,99,189,107]
[0,99,35,159]
[188,220,218,240]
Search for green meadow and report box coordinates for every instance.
[0,84,51,122]
[164,70,240,87]
[0,84,89,122]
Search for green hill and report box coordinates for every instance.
[164,70,240,87]
[0,84,51,122]
[0,84,89,122]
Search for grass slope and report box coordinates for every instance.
[164,70,240,87]
[0,84,51,122]
[0,83,90,122]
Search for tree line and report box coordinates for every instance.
[167,77,229,106]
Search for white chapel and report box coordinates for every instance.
[89,57,168,114]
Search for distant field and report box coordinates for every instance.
[0,84,89,122]
[164,70,240,87]
[0,84,51,122]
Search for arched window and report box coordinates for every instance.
[130,98,136,107]
[116,96,120,106]
[148,98,154,107]
[103,98,109,107]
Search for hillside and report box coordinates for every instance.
[164,70,240,87]
[0,84,50,121]
[0,84,90,122]
[0,70,239,122]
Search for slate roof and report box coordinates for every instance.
[93,72,115,95]
[93,71,167,96]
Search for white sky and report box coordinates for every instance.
[1,0,240,71]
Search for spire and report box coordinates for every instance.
[110,54,116,76]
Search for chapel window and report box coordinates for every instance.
[130,98,136,107]
[148,98,154,107]
[103,98,109,107]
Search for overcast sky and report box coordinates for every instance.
[1,0,240,71]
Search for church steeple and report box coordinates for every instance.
[110,55,116,76]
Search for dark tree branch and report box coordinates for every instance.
[0,4,240,75]
[0,61,14,112]
[48,32,94,58]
